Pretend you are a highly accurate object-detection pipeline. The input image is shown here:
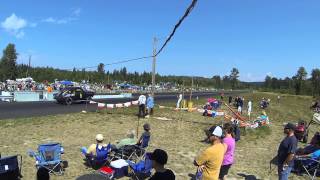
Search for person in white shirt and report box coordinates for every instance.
[176,94,183,109]
[138,94,146,118]
[247,100,252,119]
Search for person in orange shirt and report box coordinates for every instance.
[47,86,52,93]
[194,126,226,180]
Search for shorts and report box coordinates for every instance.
[219,164,232,179]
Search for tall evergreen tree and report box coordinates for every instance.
[311,68,320,97]
[229,68,239,89]
[0,43,18,81]
[293,66,307,95]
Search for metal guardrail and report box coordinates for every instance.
[0,91,133,102]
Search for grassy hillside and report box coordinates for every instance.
[0,92,316,179]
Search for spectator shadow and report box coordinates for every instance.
[237,173,260,180]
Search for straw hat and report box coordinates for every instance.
[95,134,104,141]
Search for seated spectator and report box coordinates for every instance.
[137,123,151,148]
[296,132,320,155]
[293,148,320,174]
[37,167,50,180]
[310,99,320,112]
[81,134,108,157]
[110,130,137,150]
[149,149,175,180]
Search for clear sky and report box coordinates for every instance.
[0,0,319,82]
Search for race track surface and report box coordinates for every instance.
[0,91,246,119]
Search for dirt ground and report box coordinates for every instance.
[0,92,317,180]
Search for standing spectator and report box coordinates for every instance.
[194,126,226,180]
[228,96,232,105]
[219,123,236,180]
[149,149,175,180]
[176,94,183,108]
[277,123,298,180]
[146,93,154,116]
[247,100,252,119]
[237,97,243,114]
[220,92,224,101]
[138,94,146,118]
[277,95,281,104]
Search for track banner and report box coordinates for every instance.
[124,102,131,107]
[107,104,114,109]
[98,103,106,108]
[131,100,139,105]
[115,103,124,108]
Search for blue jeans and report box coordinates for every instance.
[278,165,292,180]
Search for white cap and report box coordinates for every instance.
[96,134,104,141]
[212,126,223,137]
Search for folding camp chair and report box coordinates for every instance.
[83,143,111,169]
[127,153,152,180]
[294,157,320,180]
[28,143,67,175]
[111,135,150,163]
[0,154,23,180]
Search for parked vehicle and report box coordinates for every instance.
[54,87,94,105]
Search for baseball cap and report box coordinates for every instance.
[209,126,223,137]
[150,149,168,165]
[143,123,151,130]
[284,123,296,130]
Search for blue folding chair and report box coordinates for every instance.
[127,153,152,180]
[28,143,67,175]
[0,154,23,180]
[128,135,150,162]
[294,157,320,180]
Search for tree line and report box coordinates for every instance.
[262,67,320,97]
[0,43,245,89]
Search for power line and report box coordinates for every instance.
[155,0,198,57]
[105,56,153,66]
[62,0,198,71]
[62,55,153,71]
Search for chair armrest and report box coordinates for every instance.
[27,150,36,157]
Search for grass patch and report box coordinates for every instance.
[0,92,316,179]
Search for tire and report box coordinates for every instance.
[65,97,73,105]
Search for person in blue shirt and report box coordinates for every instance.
[146,94,154,116]
[277,123,298,180]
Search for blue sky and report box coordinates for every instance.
[0,0,319,82]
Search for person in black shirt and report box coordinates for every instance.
[277,123,298,180]
[228,96,232,105]
[149,149,175,180]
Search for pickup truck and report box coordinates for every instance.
[54,87,95,105]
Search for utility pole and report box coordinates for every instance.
[26,55,31,77]
[190,76,193,101]
[151,37,157,96]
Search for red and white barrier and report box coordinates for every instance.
[90,100,139,110]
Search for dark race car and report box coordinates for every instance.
[54,87,95,105]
